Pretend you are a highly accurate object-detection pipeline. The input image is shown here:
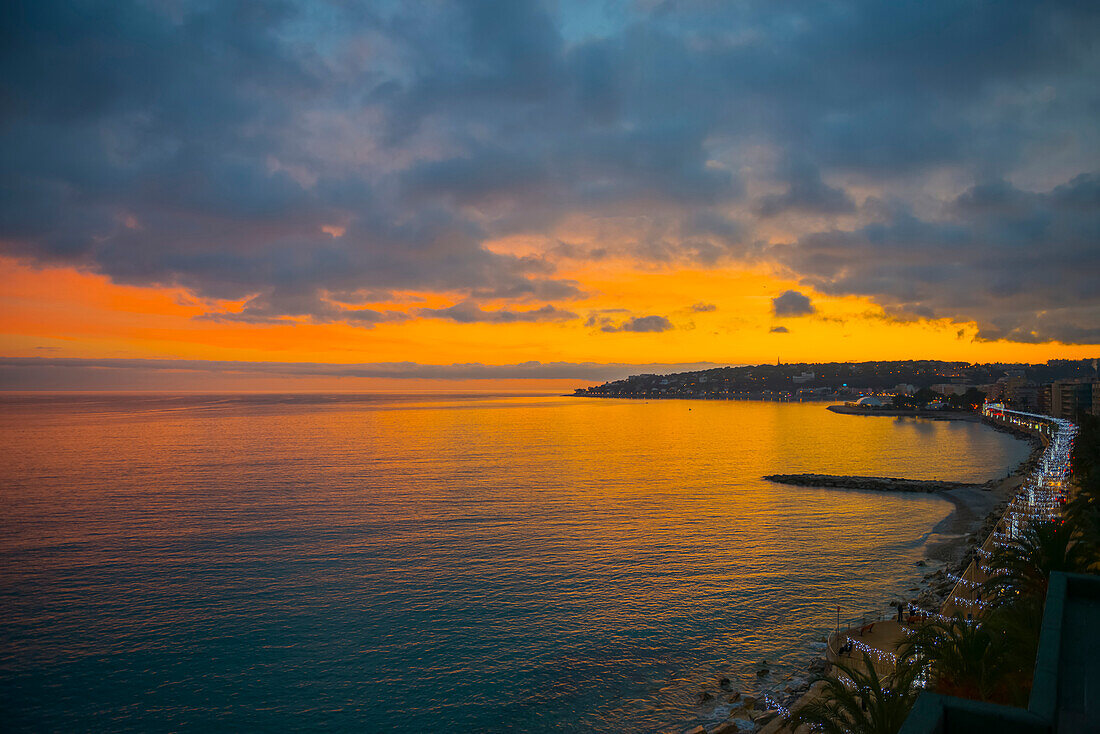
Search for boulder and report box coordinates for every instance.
[719,677,733,691]
[756,668,769,677]
[696,691,715,704]
[708,723,736,734]
[684,727,706,734]
[754,710,779,725]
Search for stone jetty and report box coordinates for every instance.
[762,474,989,493]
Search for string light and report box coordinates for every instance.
[759,692,791,718]
[818,408,1075,704]
[945,408,1076,616]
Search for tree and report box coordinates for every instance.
[786,653,922,734]
[1067,414,1100,561]
[892,393,918,410]
[983,520,1095,603]
[898,615,1013,704]
[981,593,1046,705]
[914,387,938,407]
[958,387,986,410]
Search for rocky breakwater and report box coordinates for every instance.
[676,661,828,734]
[762,474,990,493]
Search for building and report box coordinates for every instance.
[932,384,974,397]
[844,396,886,408]
[1038,384,1053,415]
[1050,380,1099,419]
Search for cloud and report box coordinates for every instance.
[585,312,676,333]
[774,174,1100,342]
[772,290,816,317]
[755,161,856,218]
[0,357,723,388]
[769,326,790,333]
[690,302,718,312]
[0,0,1097,343]
[414,301,577,324]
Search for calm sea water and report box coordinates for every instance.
[0,395,1030,732]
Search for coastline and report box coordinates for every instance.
[679,408,1043,734]
[916,431,1043,604]
[825,404,980,420]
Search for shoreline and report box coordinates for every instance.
[679,408,1044,734]
[825,404,980,420]
[916,433,1043,603]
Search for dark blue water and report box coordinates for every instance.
[0,395,1030,731]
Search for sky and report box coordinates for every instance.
[1,0,1099,390]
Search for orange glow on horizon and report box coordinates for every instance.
[1,255,1097,390]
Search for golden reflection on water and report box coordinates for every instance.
[0,395,1030,731]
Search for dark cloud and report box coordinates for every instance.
[690,302,717,312]
[414,302,577,324]
[0,0,1098,340]
[585,312,676,333]
[769,326,790,334]
[756,161,856,218]
[772,290,816,317]
[617,315,675,333]
[775,174,1100,342]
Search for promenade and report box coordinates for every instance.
[748,407,1077,734]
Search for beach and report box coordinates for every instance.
[678,409,1043,734]
[735,411,1045,734]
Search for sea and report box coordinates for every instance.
[0,394,1031,732]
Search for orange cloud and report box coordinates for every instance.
[1,255,1096,391]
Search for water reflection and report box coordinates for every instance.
[0,396,1031,732]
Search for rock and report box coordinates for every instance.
[756,668,769,677]
[709,723,736,734]
[696,691,715,704]
[684,727,706,734]
[730,720,755,733]
[916,560,927,567]
[727,692,741,703]
[719,677,733,691]
[754,710,779,725]
[742,695,757,709]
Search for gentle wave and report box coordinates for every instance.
[0,396,1030,732]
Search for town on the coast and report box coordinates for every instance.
[575,359,1100,421]
[578,359,1100,734]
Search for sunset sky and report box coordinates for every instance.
[2,1,1099,390]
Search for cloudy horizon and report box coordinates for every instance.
[2,0,1099,387]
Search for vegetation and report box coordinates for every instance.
[786,412,1100,733]
[984,520,1094,602]
[1067,413,1100,563]
[892,387,986,411]
[574,358,1097,399]
[786,653,923,734]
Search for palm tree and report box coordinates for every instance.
[980,593,1046,706]
[1067,414,1100,563]
[785,652,922,734]
[1071,414,1100,486]
[898,615,1009,703]
[983,520,1094,602]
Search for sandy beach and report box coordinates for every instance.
[728,413,1046,734]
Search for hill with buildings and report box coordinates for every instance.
[574,359,1100,419]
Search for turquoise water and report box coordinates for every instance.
[0,395,1030,732]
